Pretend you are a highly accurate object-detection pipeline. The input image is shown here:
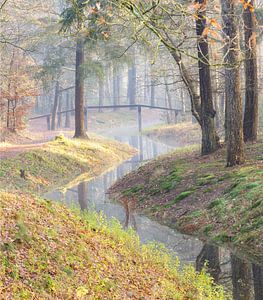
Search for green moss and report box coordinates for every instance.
[245,182,260,190]
[122,184,144,196]
[203,224,214,236]
[196,174,216,186]
[188,210,202,218]
[163,190,194,208]
[214,233,231,243]
[159,168,183,192]
[208,198,225,210]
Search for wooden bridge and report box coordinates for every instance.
[29,104,181,133]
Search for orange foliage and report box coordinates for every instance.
[0,50,39,131]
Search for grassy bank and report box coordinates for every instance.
[0,191,227,299]
[0,134,136,194]
[143,122,201,146]
[110,139,263,264]
[0,134,228,298]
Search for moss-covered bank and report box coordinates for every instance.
[110,140,263,265]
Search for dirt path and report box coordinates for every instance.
[0,143,47,159]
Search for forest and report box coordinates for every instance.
[0,0,263,299]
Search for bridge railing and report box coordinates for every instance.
[29,104,182,133]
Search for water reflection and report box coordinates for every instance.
[195,244,263,299]
[44,134,263,299]
[196,244,221,282]
[78,182,88,210]
[45,135,202,265]
[231,254,253,300]
[252,264,263,300]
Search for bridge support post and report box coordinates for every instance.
[46,115,51,131]
[137,105,142,133]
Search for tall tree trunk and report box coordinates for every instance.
[99,77,104,112]
[116,74,121,105]
[150,80,155,107]
[51,81,60,131]
[169,49,202,126]
[143,58,149,104]
[195,0,220,155]
[127,50,136,109]
[57,94,62,129]
[112,65,120,110]
[6,99,11,129]
[164,77,177,123]
[127,66,136,107]
[221,0,245,166]
[231,254,253,300]
[74,38,87,138]
[181,88,186,113]
[252,264,263,300]
[243,0,258,142]
[65,91,71,128]
[150,64,155,107]
[105,68,112,105]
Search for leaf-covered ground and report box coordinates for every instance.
[0,134,229,299]
[0,191,227,299]
[0,134,137,194]
[109,139,263,265]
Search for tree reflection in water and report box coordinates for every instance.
[196,244,221,282]
[78,182,88,210]
[195,244,263,299]
[121,196,137,230]
[231,254,253,300]
[252,264,263,300]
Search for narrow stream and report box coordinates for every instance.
[45,135,202,264]
[45,134,262,298]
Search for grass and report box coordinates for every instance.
[0,191,228,299]
[0,134,230,299]
[109,139,263,264]
[143,122,201,146]
[0,134,136,194]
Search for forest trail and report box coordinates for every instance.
[0,142,47,159]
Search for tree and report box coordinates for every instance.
[74,37,87,138]
[117,0,220,155]
[60,0,111,138]
[127,48,137,108]
[195,0,220,154]
[51,81,60,130]
[221,0,245,166]
[0,49,38,132]
[243,0,258,142]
